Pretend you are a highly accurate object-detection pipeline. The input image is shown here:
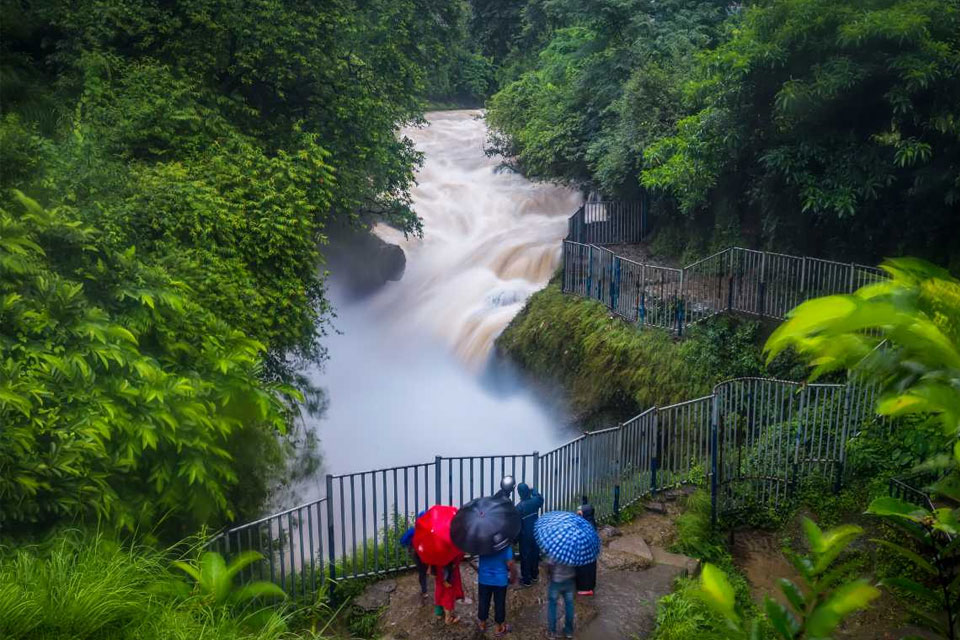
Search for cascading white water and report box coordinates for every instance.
[374,111,583,365]
[299,110,581,489]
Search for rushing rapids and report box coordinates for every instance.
[375,110,582,365]
[297,110,580,489]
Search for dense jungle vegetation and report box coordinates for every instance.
[482,0,960,269]
[2,0,959,638]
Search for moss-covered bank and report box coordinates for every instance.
[496,281,803,420]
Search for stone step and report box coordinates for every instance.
[602,534,654,570]
[649,546,701,577]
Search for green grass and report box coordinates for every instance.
[0,530,331,640]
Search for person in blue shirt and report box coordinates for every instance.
[476,545,515,636]
[515,482,544,587]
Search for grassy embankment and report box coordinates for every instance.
[496,277,804,422]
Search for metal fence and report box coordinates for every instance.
[566,201,647,245]
[208,376,877,599]
[562,243,886,333]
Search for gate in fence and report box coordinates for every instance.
[566,200,648,245]
[208,376,876,599]
[562,242,886,334]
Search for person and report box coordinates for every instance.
[494,475,516,500]
[544,555,576,639]
[575,498,597,596]
[515,482,543,587]
[433,554,465,625]
[399,511,429,601]
[476,545,515,636]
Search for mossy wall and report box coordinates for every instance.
[496,281,803,419]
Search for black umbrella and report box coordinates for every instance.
[450,496,521,555]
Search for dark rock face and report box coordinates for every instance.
[378,242,406,283]
[325,225,406,298]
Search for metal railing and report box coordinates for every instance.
[566,200,647,245]
[208,376,877,599]
[562,242,886,334]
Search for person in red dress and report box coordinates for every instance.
[433,554,465,624]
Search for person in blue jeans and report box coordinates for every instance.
[476,545,515,636]
[545,556,576,638]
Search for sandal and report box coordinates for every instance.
[445,615,461,625]
[494,623,514,637]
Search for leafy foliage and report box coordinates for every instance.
[767,258,960,442]
[698,518,880,639]
[867,497,959,638]
[765,259,960,637]
[172,551,286,607]
[0,531,302,640]
[487,0,960,267]
[0,194,297,533]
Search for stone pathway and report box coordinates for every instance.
[366,509,696,640]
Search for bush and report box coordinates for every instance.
[0,531,302,640]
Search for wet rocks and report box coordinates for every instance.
[598,524,622,541]
[601,535,654,571]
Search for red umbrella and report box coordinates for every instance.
[413,505,461,565]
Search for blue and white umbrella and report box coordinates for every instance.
[534,511,601,566]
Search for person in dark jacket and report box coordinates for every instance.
[515,482,544,587]
[400,511,429,601]
[575,498,597,595]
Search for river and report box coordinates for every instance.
[293,110,581,501]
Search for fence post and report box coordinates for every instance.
[710,394,719,525]
[613,424,623,521]
[676,270,685,336]
[651,410,660,497]
[325,474,337,599]
[532,451,540,496]
[611,256,621,311]
[800,256,807,295]
[835,383,852,493]
[847,263,856,293]
[434,456,442,505]
[757,251,767,315]
[587,245,593,301]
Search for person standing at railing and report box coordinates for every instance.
[575,499,597,596]
[433,554,465,625]
[400,510,429,602]
[476,544,516,636]
[515,482,543,587]
[494,475,516,500]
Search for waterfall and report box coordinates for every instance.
[297,110,580,489]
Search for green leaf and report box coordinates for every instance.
[764,597,800,639]
[778,578,806,613]
[805,580,880,637]
[870,539,936,575]
[232,581,287,603]
[699,563,739,623]
[880,577,941,606]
